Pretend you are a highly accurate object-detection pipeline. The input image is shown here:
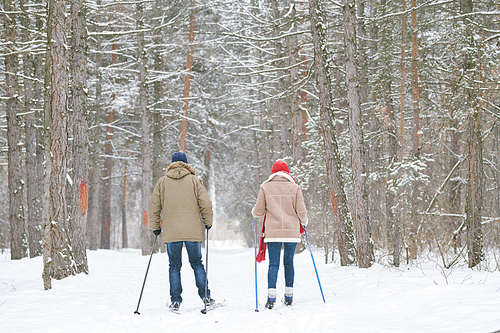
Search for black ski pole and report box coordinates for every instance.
[134,234,158,315]
[201,228,209,314]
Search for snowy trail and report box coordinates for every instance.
[1,246,500,333]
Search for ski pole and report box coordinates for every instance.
[304,227,326,303]
[134,234,158,315]
[254,219,259,312]
[201,228,209,314]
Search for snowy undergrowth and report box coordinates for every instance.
[1,244,500,333]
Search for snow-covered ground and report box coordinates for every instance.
[1,243,500,333]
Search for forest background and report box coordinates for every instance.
[1,0,500,289]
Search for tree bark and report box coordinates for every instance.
[21,0,43,258]
[42,0,54,290]
[300,50,308,161]
[309,0,356,266]
[289,1,302,165]
[34,0,45,258]
[137,2,152,255]
[100,109,113,249]
[460,0,483,268]
[179,0,196,152]
[122,148,129,249]
[47,0,76,283]
[409,0,420,259]
[344,0,372,268]
[5,0,27,260]
[100,38,118,250]
[387,0,407,268]
[152,0,165,185]
[69,0,89,274]
[270,0,290,158]
[87,0,103,250]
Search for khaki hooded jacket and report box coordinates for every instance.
[251,172,308,243]
[149,162,213,243]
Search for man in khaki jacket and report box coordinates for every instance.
[149,151,214,311]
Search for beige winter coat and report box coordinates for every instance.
[149,162,213,243]
[251,172,308,243]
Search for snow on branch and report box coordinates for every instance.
[228,59,309,77]
[98,123,140,138]
[219,29,311,43]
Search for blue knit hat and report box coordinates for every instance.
[172,151,188,164]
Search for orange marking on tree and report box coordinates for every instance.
[79,181,88,215]
[143,210,148,226]
[331,192,338,215]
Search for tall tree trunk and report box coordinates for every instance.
[87,0,103,250]
[447,110,461,250]
[4,0,27,260]
[270,0,289,158]
[34,0,45,258]
[122,148,129,249]
[179,0,196,152]
[69,0,89,274]
[47,0,75,283]
[344,0,372,268]
[309,0,356,266]
[100,40,118,250]
[137,2,152,255]
[378,0,399,266]
[466,106,483,268]
[152,0,165,184]
[151,4,165,252]
[387,102,400,267]
[42,0,54,290]
[356,0,373,262]
[288,1,302,165]
[300,49,308,161]
[356,0,371,231]
[461,0,483,268]
[393,0,407,267]
[399,0,406,169]
[100,109,113,249]
[409,0,420,259]
[21,0,42,258]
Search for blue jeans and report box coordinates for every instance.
[267,242,297,289]
[166,241,210,303]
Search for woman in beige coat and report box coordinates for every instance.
[252,159,308,309]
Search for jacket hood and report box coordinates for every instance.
[165,161,196,179]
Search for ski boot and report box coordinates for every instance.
[168,301,181,311]
[265,297,276,309]
[203,297,215,307]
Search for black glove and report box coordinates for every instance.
[153,229,161,236]
[205,224,212,230]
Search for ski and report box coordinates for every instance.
[200,302,224,314]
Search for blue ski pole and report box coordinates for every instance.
[254,219,259,312]
[304,227,326,303]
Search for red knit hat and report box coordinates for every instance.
[271,159,290,174]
